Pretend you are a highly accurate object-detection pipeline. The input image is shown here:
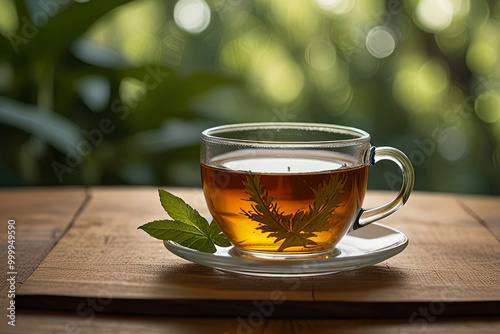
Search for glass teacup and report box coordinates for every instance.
[200,123,414,259]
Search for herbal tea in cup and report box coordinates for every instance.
[200,123,414,259]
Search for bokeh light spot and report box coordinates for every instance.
[418,60,449,97]
[438,127,467,161]
[314,0,355,15]
[366,26,396,59]
[124,33,162,65]
[435,22,468,52]
[85,0,165,65]
[119,77,147,108]
[449,0,471,20]
[0,0,18,33]
[305,40,337,70]
[475,91,500,124]
[269,0,318,42]
[259,56,304,104]
[415,0,453,32]
[393,55,451,114]
[494,145,500,168]
[324,84,353,115]
[466,42,498,74]
[174,0,211,34]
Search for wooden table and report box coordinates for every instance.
[1,187,499,333]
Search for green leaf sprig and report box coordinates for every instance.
[241,174,347,251]
[138,189,231,253]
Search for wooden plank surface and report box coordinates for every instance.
[14,188,500,317]
[5,310,500,334]
[458,194,500,241]
[0,187,87,308]
[313,192,500,302]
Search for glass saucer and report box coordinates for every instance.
[163,223,408,277]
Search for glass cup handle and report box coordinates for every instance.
[352,146,415,230]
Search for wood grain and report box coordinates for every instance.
[457,194,500,241]
[14,188,500,317]
[8,310,500,334]
[0,187,87,308]
[16,187,312,302]
[313,192,500,303]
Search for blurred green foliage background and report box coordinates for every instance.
[0,0,499,194]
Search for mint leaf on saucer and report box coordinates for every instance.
[138,189,230,253]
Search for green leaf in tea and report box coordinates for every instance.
[241,174,347,251]
[138,189,230,253]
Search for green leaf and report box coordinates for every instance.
[22,0,134,58]
[240,174,292,239]
[241,173,347,252]
[0,33,14,61]
[135,119,212,154]
[158,189,209,234]
[123,70,240,131]
[292,174,347,234]
[138,189,231,253]
[209,220,232,247]
[278,234,318,252]
[71,39,130,68]
[0,97,83,152]
[138,220,217,253]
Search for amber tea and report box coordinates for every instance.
[201,150,369,256]
[200,123,414,259]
